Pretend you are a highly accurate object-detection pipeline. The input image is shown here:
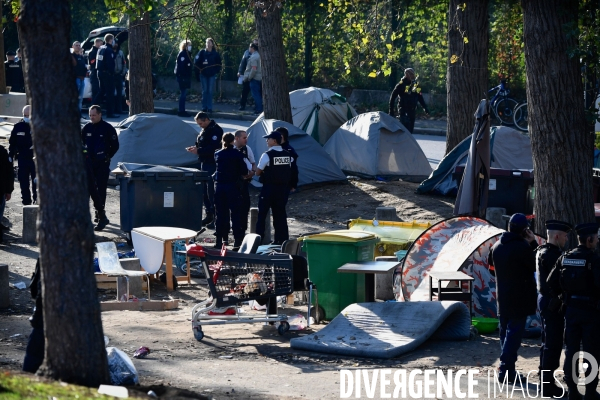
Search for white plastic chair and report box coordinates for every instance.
[96,242,151,300]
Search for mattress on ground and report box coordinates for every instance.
[290,301,471,359]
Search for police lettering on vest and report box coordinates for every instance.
[560,251,594,297]
[260,149,292,185]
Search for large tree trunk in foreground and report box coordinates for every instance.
[254,6,292,123]
[128,11,154,115]
[446,0,489,154]
[17,0,109,386]
[522,0,593,234]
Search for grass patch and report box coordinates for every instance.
[0,370,115,399]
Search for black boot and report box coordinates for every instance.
[232,238,243,252]
[93,210,98,223]
[202,212,214,226]
[94,210,109,231]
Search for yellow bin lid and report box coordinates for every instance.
[302,230,378,243]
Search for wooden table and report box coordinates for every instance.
[338,261,400,302]
[428,271,474,315]
[131,227,197,291]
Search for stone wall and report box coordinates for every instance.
[155,76,447,111]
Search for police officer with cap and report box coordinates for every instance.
[255,131,292,245]
[186,112,224,229]
[96,34,119,118]
[536,219,572,398]
[489,213,538,383]
[5,50,24,93]
[213,132,249,249]
[548,223,600,400]
[81,105,119,231]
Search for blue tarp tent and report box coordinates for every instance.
[417,126,533,195]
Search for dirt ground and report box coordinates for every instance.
[0,177,566,399]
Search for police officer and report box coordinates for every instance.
[548,223,600,400]
[186,112,223,229]
[96,34,119,118]
[255,131,292,245]
[488,213,538,383]
[81,105,119,231]
[0,142,13,244]
[23,259,43,373]
[536,219,571,398]
[4,50,25,93]
[213,132,249,249]
[233,130,256,235]
[8,105,36,205]
[388,68,429,133]
[275,126,299,192]
[88,38,103,105]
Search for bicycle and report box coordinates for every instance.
[513,101,528,132]
[488,79,519,126]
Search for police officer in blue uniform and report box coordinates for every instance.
[186,112,223,229]
[255,131,292,245]
[96,34,119,118]
[548,223,600,400]
[233,130,256,236]
[213,132,249,249]
[275,127,299,192]
[8,106,36,205]
[536,219,571,398]
[81,105,119,231]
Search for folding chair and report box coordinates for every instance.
[96,242,151,300]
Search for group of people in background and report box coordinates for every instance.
[490,214,600,399]
[186,112,298,250]
[176,37,262,116]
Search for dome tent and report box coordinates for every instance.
[323,111,432,182]
[395,216,544,318]
[109,113,198,170]
[246,119,347,186]
[253,87,358,145]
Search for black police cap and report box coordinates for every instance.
[6,50,16,56]
[575,223,599,236]
[545,220,572,233]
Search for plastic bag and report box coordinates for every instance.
[106,347,139,386]
[287,314,307,331]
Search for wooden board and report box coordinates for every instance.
[100,299,179,312]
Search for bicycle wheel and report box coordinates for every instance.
[178,260,206,278]
[493,97,519,126]
[513,102,528,132]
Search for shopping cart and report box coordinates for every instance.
[189,246,294,340]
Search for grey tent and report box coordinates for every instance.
[109,113,198,170]
[323,111,432,182]
[417,126,533,195]
[253,87,357,145]
[246,119,347,186]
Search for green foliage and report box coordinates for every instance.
[488,1,525,97]
[0,371,116,399]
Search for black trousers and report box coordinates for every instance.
[90,72,100,105]
[23,326,44,373]
[98,71,116,115]
[88,161,110,211]
[240,180,250,233]
[17,158,37,204]
[563,306,600,394]
[240,80,250,107]
[399,108,416,133]
[538,295,565,374]
[256,183,289,244]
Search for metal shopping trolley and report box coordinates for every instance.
[190,247,294,340]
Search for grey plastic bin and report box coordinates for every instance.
[117,163,208,237]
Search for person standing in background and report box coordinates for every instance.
[237,38,258,111]
[113,42,127,115]
[72,42,87,112]
[195,38,221,113]
[175,40,193,117]
[243,43,262,115]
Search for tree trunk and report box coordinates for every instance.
[303,0,313,87]
[445,0,489,154]
[17,0,109,386]
[521,0,593,234]
[254,6,292,123]
[128,11,154,115]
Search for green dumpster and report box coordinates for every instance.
[302,230,379,321]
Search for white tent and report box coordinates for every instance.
[324,112,432,182]
[254,87,358,145]
[247,119,347,186]
[109,114,198,170]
